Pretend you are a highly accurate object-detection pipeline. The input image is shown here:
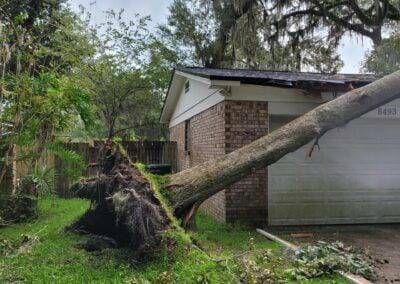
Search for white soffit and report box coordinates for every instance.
[162,71,243,123]
[209,80,241,89]
[175,71,211,85]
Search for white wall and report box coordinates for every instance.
[169,79,224,127]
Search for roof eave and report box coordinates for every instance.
[160,70,186,124]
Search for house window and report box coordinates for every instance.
[185,80,190,93]
[184,120,190,154]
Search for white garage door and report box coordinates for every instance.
[268,111,400,225]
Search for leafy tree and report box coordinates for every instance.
[0,1,94,189]
[79,11,173,140]
[260,0,400,47]
[364,32,400,74]
[162,0,400,72]
[83,60,159,139]
[160,0,258,68]
[161,0,343,72]
[141,39,182,139]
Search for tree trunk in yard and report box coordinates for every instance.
[166,70,400,220]
[72,71,400,256]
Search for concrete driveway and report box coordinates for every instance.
[270,224,400,283]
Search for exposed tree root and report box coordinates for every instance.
[69,141,171,258]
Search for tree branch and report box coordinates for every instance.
[347,0,375,25]
[387,2,400,20]
[311,0,375,39]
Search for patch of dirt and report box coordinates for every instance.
[272,224,400,283]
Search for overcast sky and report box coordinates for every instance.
[68,0,373,74]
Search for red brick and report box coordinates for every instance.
[169,100,269,225]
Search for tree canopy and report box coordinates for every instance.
[161,0,400,72]
[0,2,177,190]
[161,0,346,72]
[261,0,400,46]
[0,0,95,186]
[364,31,400,74]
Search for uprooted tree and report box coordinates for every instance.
[71,70,400,257]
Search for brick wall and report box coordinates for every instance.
[169,100,269,225]
[169,102,226,222]
[224,101,269,226]
[169,123,190,171]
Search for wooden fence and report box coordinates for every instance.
[0,148,13,195]
[56,141,177,197]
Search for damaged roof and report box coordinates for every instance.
[161,66,379,124]
[178,67,378,88]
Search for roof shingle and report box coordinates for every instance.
[178,67,378,87]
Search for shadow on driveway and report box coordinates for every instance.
[268,224,400,283]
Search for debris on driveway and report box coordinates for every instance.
[287,241,375,281]
[257,229,374,283]
[275,224,400,284]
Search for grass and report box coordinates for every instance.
[0,198,348,283]
[193,212,281,254]
[0,198,136,283]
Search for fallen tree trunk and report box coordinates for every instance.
[166,70,400,220]
[72,71,400,256]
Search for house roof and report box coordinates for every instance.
[177,67,378,87]
[160,67,379,124]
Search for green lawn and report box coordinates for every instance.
[0,198,347,283]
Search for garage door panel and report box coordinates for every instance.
[270,203,329,219]
[271,188,400,203]
[325,203,376,218]
[325,191,379,202]
[269,117,400,225]
[273,164,400,176]
[271,190,327,203]
[379,190,400,201]
[381,202,400,217]
[271,175,380,191]
[269,176,297,190]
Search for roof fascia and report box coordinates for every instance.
[209,80,241,89]
[160,72,185,123]
[175,70,211,85]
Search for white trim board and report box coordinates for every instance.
[175,71,211,85]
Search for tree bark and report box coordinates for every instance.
[166,71,400,219]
